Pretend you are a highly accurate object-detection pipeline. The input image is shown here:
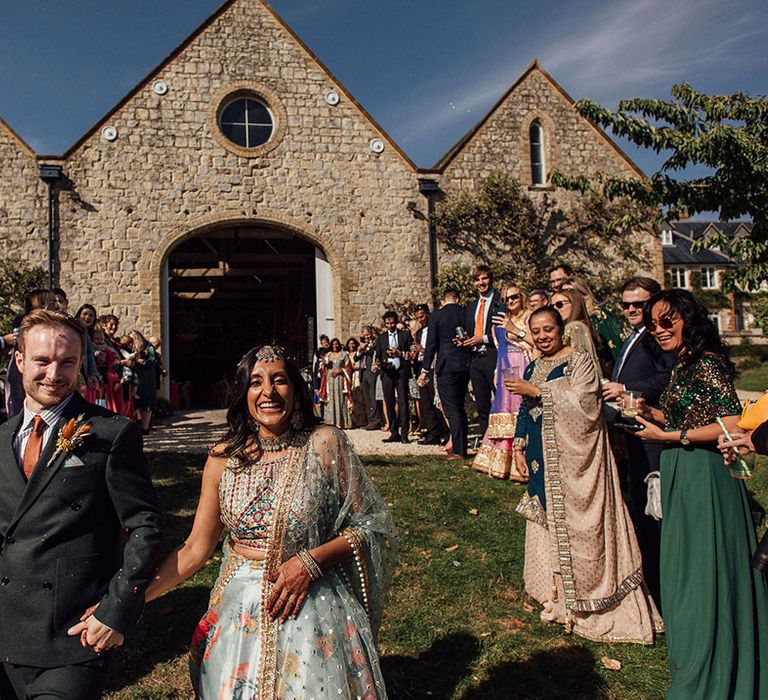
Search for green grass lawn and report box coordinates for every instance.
[104,450,768,700]
[736,363,768,392]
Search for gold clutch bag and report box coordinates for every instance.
[737,391,768,431]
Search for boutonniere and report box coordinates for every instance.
[47,414,93,467]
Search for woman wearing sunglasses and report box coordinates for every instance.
[634,289,768,698]
[473,283,533,481]
[550,289,602,376]
[508,306,661,644]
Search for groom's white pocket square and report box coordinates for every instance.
[62,454,85,468]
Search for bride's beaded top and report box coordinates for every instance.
[218,455,289,547]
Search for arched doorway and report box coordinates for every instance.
[166,224,330,407]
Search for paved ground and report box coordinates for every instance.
[144,409,449,457]
[146,391,765,456]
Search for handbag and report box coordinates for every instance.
[644,471,662,521]
[738,391,768,431]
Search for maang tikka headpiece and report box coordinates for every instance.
[254,345,285,362]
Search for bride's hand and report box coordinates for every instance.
[267,556,313,622]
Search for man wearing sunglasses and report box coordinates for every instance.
[602,276,675,606]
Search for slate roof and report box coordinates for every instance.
[661,221,751,267]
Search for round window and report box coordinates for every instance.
[217,96,274,149]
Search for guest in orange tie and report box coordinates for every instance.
[460,264,502,438]
[0,309,161,700]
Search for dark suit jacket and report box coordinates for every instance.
[422,303,471,376]
[614,329,675,405]
[0,392,162,667]
[374,329,413,375]
[465,291,503,349]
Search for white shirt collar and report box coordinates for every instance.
[22,392,74,429]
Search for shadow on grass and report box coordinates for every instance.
[382,634,604,700]
[105,584,211,693]
[462,645,606,700]
[382,632,480,699]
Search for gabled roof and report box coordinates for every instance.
[661,222,745,266]
[57,0,416,169]
[432,59,645,178]
[0,115,36,158]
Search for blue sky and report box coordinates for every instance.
[0,0,765,176]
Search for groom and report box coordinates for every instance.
[0,309,162,699]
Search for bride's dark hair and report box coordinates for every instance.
[213,345,320,458]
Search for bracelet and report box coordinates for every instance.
[296,549,323,581]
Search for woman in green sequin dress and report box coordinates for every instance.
[635,290,768,699]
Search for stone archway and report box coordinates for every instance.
[146,211,347,406]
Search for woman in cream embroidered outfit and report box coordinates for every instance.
[508,307,661,644]
[146,345,397,699]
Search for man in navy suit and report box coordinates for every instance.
[411,304,448,445]
[461,265,502,438]
[602,276,674,605]
[374,311,414,444]
[419,289,471,459]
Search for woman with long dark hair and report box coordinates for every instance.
[146,345,396,699]
[635,289,768,698]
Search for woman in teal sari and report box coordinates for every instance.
[635,289,768,699]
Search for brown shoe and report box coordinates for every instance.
[444,453,465,461]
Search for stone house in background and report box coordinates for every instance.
[660,220,758,336]
[0,0,659,404]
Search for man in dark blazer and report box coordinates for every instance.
[461,264,502,437]
[411,304,448,445]
[0,310,162,699]
[354,326,382,430]
[374,311,413,443]
[602,276,674,606]
[419,288,471,459]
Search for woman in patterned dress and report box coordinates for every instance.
[509,306,661,643]
[146,345,397,699]
[635,290,768,698]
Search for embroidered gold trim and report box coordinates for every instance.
[473,442,514,479]
[257,430,311,700]
[572,568,645,612]
[486,412,518,439]
[515,492,548,529]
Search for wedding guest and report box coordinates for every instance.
[550,289,601,374]
[528,289,549,311]
[355,327,383,430]
[145,345,396,699]
[635,289,768,697]
[548,263,573,292]
[324,338,351,429]
[510,306,661,643]
[473,283,532,480]
[374,311,413,444]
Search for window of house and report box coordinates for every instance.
[708,312,721,331]
[661,229,674,246]
[218,96,273,148]
[701,267,719,289]
[670,267,689,289]
[529,121,545,186]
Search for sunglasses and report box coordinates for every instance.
[504,294,521,301]
[621,301,645,310]
[553,300,571,309]
[647,315,679,333]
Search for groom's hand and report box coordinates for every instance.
[68,606,125,654]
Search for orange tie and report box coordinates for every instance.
[22,416,46,481]
[474,297,486,338]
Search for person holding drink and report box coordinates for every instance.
[473,283,533,480]
[508,306,661,643]
[632,289,768,698]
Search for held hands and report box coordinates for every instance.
[718,430,755,463]
[461,334,484,348]
[417,373,429,388]
[267,556,312,623]
[67,604,125,654]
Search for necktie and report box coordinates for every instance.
[388,332,401,369]
[612,328,640,381]
[22,416,46,481]
[474,297,486,338]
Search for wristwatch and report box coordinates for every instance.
[680,429,691,446]
[516,329,527,339]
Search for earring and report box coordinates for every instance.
[290,401,303,430]
[249,417,260,432]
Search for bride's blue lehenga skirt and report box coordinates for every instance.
[190,550,388,699]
